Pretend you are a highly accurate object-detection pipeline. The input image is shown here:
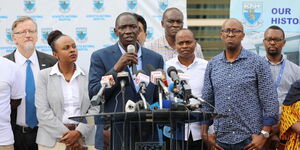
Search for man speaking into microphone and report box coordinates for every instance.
[88,12,164,150]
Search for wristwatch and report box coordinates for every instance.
[260,130,270,138]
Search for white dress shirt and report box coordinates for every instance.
[166,56,213,141]
[0,57,24,145]
[49,63,83,124]
[14,49,40,127]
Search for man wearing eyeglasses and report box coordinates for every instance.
[200,18,279,150]
[263,25,300,150]
[4,16,57,150]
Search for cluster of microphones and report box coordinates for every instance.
[91,45,213,112]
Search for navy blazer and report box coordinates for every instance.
[89,43,164,112]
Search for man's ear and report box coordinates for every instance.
[114,28,119,37]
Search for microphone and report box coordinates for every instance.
[134,70,149,94]
[148,69,169,95]
[91,72,116,106]
[134,70,150,109]
[167,66,180,85]
[117,71,130,91]
[127,44,137,75]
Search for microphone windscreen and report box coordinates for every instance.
[127,44,135,53]
[167,66,177,77]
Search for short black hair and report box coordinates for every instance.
[133,13,147,33]
[265,25,285,39]
[115,12,136,28]
[162,7,183,21]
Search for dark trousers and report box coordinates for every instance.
[14,125,38,150]
[217,137,265,150]
[184,135,209,150]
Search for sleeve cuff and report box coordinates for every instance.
[263,115,278,126]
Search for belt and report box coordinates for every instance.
[15,125,38,134]
[64,124,78,130]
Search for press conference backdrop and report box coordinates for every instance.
[230,0,300,65]
[0,0,187,70]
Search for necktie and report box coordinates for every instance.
[25,60,38,128]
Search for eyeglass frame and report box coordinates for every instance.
[221,29,243,35]
[263,38,284,43]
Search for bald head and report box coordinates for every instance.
[221,18,244,31]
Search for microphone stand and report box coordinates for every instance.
[120,81,126,112]
[157,81,163,109]
[99,95,105,113]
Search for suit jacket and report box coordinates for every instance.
[4,50,57,130]
[89,43,164,112]
[89,43,164,150]
[35,67,97,147]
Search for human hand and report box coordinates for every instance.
[113,53,137,72]
[245,134,267,150]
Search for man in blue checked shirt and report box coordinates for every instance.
[200,18,279,150]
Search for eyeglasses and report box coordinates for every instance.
[221,29,243,35]
[13,30,36,35]
[264,38,284,43]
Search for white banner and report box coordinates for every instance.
[230,0,300,65]
[0,0,187,70]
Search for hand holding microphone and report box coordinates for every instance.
[113,44,138,72]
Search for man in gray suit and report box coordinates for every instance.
[4,16,57,150]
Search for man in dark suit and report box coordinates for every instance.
[4,16,57,150]
[89,12,164,150]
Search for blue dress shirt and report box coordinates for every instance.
[201,49,279,144]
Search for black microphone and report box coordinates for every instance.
[127,44,137,75]
[167,66,180,85]
[117,71,130,91]
[91,72,116,106]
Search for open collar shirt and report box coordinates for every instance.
[201,48,279,144]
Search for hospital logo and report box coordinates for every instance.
[158,0,168,12]
[76,27,88,43]
[110,27,118,41]
[59,0,70,13]
[93,0,104,12]
[242,2,263,29]
[24,0,36,13]
[6,29,14,44]
[127,0,137,10]
[146,27,153,40]
[41,28,52,43]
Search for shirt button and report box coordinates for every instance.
[230,64,233,66]
[228,109,231,112]
[232,131,235,134]
[229,74,231,77]
[228,85,231,88]
[228,97,230,99]
[230,120,233,123]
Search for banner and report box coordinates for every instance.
[230,0,300,65]
[0,0,187,70]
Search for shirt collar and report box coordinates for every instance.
[15,48,38,66]
[265,55,284,65]
[219,48,248,62]
[50,62,85,77]
[162,36,172,49]
[175,56,199,68]
[118,42,142,58]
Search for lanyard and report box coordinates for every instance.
[274,60,285,89]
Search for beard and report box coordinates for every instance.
[267,48,280,57]
[23,42,35,52]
